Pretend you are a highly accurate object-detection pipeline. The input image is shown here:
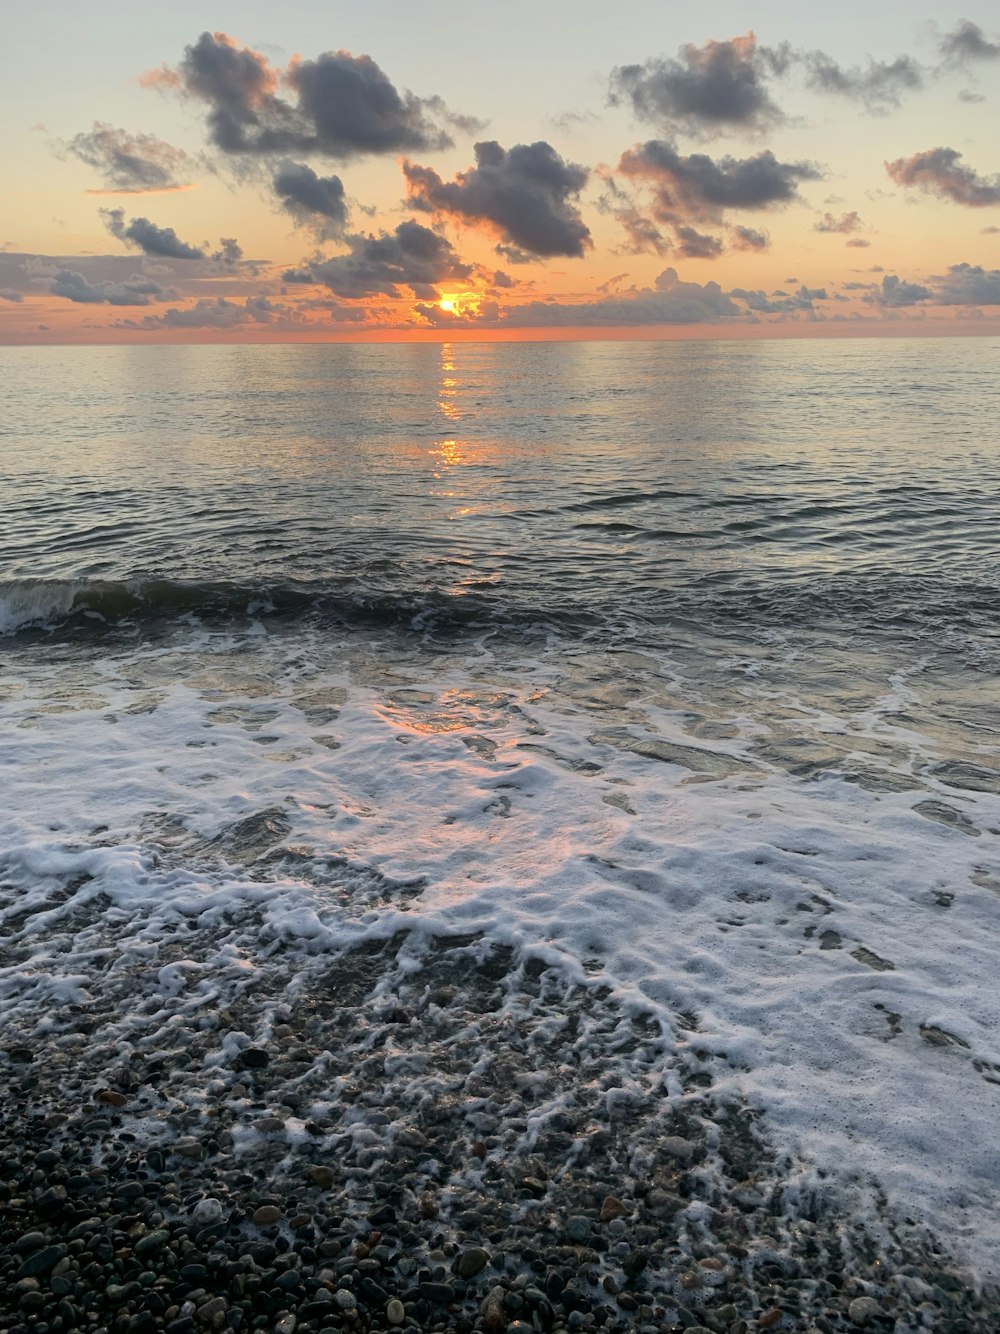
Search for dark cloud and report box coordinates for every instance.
[62,122,191,193]
[846,238,871,248]
[116,295,295,330]
[210,238,244,266]
[934,262,1000,304]
[731,225,769,250]
[609,33,790,135]
[983,225,1000,234]
[0,289,23,302]
[606,198,670,256]
[403,141,591,259]
[729,284,827,314]
[285,220,473,299]
[619,141,821,224]
[101,207,205,259]
[814,210,863,233]
[150,31,461,159]
[885,147,1000,207]
[802,51,923,112]
[938,21,1000,65]
[50,270,168,306]
[868,274,932,307]
[272,161,348,240]
[504,268,743,326]
[675,225,723,259]
[491,269,515,289]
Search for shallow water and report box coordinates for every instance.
[2,337,1000,1274]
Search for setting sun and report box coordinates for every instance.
[439,297,455,312]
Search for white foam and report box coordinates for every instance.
[2,623,999,1274]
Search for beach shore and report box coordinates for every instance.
[1,929,991,1333]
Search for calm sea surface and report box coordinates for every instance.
[3,337,1000,1269]
[2,337,999,636]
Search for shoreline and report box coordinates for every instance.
[1,932,993,1333]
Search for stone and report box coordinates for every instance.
[563,1216,592,1244]
[456,1247,490,1278]
[308,1166,334,1187]
[847,1296,884,1325]
[386,1297,406,1326]
[14,1231,46,1254]
[253,1205,282,1226]
[660,1135,696,1162]
[17,1244,68,1279]
[600,1196,631,1222]
[135,1229,170,1256]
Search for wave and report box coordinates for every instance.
[2,571,998,647]
[0,576,600,641]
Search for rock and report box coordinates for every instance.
[253,1205,282,1226]
[660,1135,696,1162]
[241,1048,269,1069]
[600,1195,631,1222]
[98,1089,127,1106]
[563,1215,592,1244]
[419,1280,456,1304]
[135,1230,170,1256]
[308,1166,334,1187]
[35,1184,68,1211]
[17,1244,68,1279]
[334,1290,357,1311]
[456,1246,490,1278]
[14,1231,46,1254]
[386,1297,406,1326]
[848,1296,884,1325]
[758,1310,783,1329]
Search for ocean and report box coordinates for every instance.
[2,336,1000,1314]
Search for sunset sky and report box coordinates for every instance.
[3,0,999,342]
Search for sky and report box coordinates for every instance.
[2,1,999,343]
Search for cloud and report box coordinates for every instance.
[50,269,168,306]
[885,147,1000,207]
[101,207,206,259]
[938,21,1000,65]
[403,141,591,259]
[284,220,473,299]
[934,262,1000,304]
[117,295,295,329]
[62,122,191,193]
[149,31,462,159]
[272,161,348,239]
[868,273,932,307]
[731,225,769,250]
[619,141,821,224]
[814,210,863,233]
[0,289,24,302]
[210,238,244,266]
[730,284,828,314]
[846,238,871,248]
[802,51,923,112]
[609,33,790,135]
[507,268,744,326]
[675,225,723,259]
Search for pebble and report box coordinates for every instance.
[253,1205,282,1226]
[456,1246,491,1277]
[386,1296,406,1325]
[847,1296,884,1325]
[563,1216,592,1244]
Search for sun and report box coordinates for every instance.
[439,297,455,312]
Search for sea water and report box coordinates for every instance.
[2,336,999,1272]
